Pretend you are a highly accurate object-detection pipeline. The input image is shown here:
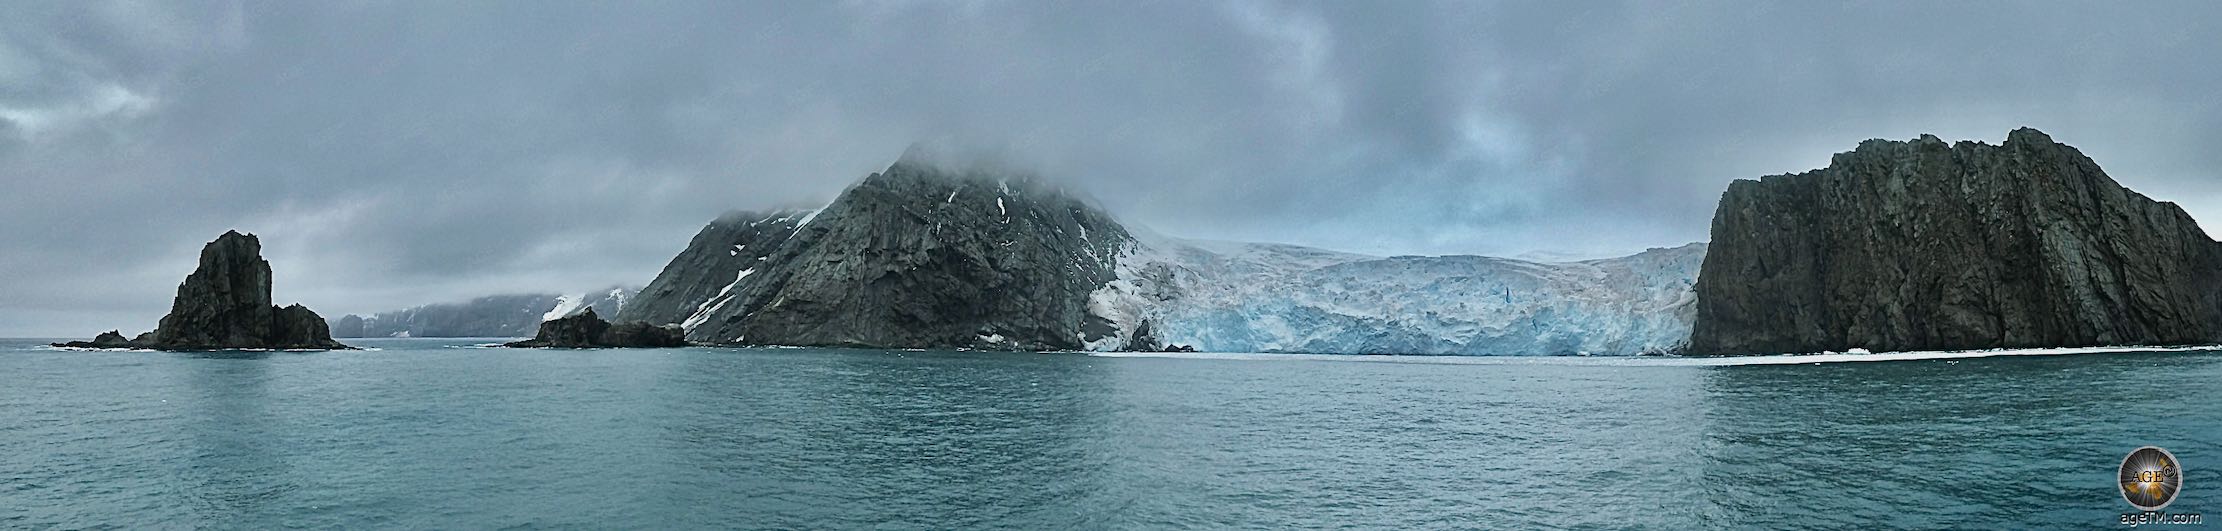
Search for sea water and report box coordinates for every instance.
[2,338,2215,528]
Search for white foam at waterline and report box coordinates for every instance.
[1085,344,2222,367]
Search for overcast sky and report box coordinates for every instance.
[5,1,2221,336]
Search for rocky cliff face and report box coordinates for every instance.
[616,211,809,327]
[55,231,351,350]
[633,155,1131,350]
[1688,128,2222,354]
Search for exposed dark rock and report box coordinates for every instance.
[503,307,687,348]
[1688,128,2222,355]
[270,304,342,349]
[149,230,278,348]
[57,231,352,350]
[1123,319,1163,352]
[51,330,131,349]
[506,309,608,347]
[93,330,130,346]
[600,321,689,348]
[665,154,1132,350]
[617,210,810,326]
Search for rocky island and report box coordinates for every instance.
[502,307,687,348]
[53,230,352,350]
[1688,128,2222,355]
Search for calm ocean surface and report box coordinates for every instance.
[1,337,2215,529]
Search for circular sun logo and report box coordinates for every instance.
[2120,446,2184,511]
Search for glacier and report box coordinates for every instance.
[1087,226,1706,355]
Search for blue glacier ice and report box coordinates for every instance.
[1088,227,1706,355]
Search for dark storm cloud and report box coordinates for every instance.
[5,0,2220,335]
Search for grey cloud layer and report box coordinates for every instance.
[4,1,2219,335]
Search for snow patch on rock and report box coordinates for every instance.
[542,294,583,322]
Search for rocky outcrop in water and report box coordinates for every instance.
[51,330,132,349]
[1688,128,2222,355]
[1124,319,1164,352]
[54,231,352,350]
[502,307,686,348]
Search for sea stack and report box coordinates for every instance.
[1687,128,2222,355]
[54,230,352,350]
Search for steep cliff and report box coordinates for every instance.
[1688,128,2222,354]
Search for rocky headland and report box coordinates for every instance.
[1688,128,2222,355]
[671,154,1131,350]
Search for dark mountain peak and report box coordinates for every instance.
[2005,126,2056,146]
[623,151,1132,350]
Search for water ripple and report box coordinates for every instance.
[0,339,2214,528]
